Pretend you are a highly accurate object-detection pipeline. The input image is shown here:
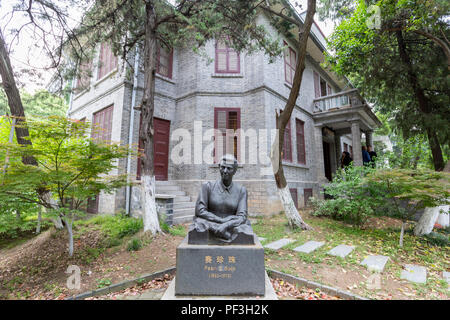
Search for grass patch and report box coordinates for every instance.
[127,238,143,252]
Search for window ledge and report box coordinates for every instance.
[283,162,309,169]
[156,73,176,84]
[73,87,90,99]
[284,82,293,89]
[209,164,244,168]
[211,73,243,78]
[94,68,118,87]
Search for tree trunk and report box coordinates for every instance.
[139,0,160,234]
[271,0,316,230]
[64,216,74,257]
[0,29,37,166]
[36,207,42,234]
[395,30,445,171]
[399,221,406,247]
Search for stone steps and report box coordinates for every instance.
[154,181,195,225]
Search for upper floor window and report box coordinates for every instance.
[313,71,332,98]
[97,43,118,80]
[284,43,296,85]
[215,39,240,74]
[75,60,92,92]
[92,105,114,143]
[157,43,173,79]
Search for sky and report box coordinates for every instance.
[0,0,335,93]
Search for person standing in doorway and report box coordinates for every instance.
[362,146,371,166]
[367,145,377,168]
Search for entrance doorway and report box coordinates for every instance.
[323,141,332,181]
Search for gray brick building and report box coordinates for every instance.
[68,6,380,222]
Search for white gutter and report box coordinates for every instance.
[125,46,140,216]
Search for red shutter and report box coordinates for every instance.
[327,84,332,96]
[296,119,306,165]
[214,108,240,162]
[98,43,117,79]
[92,105,114,143]
[283,119,292,162]
[313,71,321,98]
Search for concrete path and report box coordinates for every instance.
[400,264,427,284]
[264,238,294,250]
[293,241,325,254]
[327,244,355,258]
[360,255,389,272]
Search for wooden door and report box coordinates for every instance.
[153,118,170,181]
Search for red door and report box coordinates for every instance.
[137,117,170,181]
[153,118,170,181]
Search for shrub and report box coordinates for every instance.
[127,238,142,251]
[311,165,376,227]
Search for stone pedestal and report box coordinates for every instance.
[175,235,265,296]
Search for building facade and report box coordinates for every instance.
[68,7,381,222]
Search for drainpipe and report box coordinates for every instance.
[125,46,140,216]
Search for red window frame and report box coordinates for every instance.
[296,118,306,165]
[213,108,241,163]
[284,42,296,85]
[215,40,240,74]
[97,43,118,79]
[92,105,114,143]
[314,70,332,98]
[157,43,173,79]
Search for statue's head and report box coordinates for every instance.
[219,154,238,181]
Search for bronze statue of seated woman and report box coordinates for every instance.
[188,154,255,245]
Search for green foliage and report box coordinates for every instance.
[96,278,112,289]
[76,214,143,241]
[0,116,132,255]
[311,165,376,226]
[325,0,450,170]
[167,225,187,237]
[366,169,450,221]
[422,231,449,247]
[0,211,50,240]
[127,238,143,251]
[0,89,67,117]
[312,165,450,229]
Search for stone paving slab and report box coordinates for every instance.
[293,241,325,254]
[400,264,427,284]
[327,244,355,258]
[264,238,294,250]
[360,255,389,272]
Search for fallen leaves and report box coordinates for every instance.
[270,278,340,300]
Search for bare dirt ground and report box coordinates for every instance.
[0,227,184,300]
